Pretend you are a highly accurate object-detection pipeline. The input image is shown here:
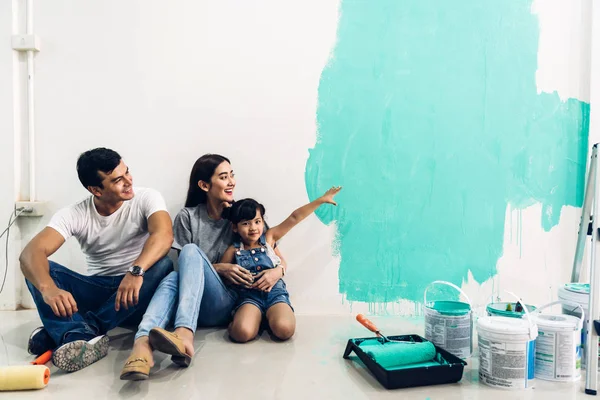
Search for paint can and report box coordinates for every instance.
[424,280,472,359]
[477,307,538,390]
[557,283,600,369]
[531,301,583,382]
[486,302,537,318]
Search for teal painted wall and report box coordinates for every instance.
[305,0,590,303]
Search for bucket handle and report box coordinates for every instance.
[504,290,536,340]
[424,280,472,307]
[533,300,585,330]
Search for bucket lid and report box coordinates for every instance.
[426,300,470,316]
[532,313,581,331]
[562,283,589,295]
[486,302,537,317]
[477,316,538,339]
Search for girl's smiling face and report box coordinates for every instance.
[233,209,264,245]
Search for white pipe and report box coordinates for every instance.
[12,0,22,202]
[26,0,35,202]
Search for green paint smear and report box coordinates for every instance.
[305,0,590,303]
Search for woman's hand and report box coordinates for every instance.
[252,267,284,292]
[215,263,254,288]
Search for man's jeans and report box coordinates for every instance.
[26,256,173,347]
[135,244,236,340]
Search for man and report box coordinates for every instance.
[20,147,174,372]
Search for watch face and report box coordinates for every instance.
[131,266,143,275]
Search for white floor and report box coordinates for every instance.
[0,310,595,399]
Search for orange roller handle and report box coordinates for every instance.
[31,350,53,365]
[356,314,380,334]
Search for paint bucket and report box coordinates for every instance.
[486,302,537,318]
[477,295,538,390]
[424,281,472,359]
[531,301,583,382]
[557,283,600,369]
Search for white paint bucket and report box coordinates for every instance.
[557,283,600,369]
[531,301,583,382]
[477,298,538,389]
[424,281,472,359]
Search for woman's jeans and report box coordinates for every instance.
[135,244,237,340]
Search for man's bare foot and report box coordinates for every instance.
[174,327,195,357]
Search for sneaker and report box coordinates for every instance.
[52,335,109,372]
[28,327,56,356]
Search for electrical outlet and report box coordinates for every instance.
[15,201,47,217]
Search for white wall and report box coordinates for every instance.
[2,0,597,315]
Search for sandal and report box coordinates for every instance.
[149,328,192,367]
[120,355,150,381]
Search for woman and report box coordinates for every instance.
[120,154,287,380]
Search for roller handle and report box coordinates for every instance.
[31,350,52,366]
[356,314,380,334]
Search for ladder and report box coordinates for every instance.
[572,143,600,395]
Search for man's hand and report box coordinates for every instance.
[216,263,254,288]
[42,286,78,318]
[115,273,143,311]
[252,267,284,292]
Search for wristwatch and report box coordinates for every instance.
[128,266,145,277]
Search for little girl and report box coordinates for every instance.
[220,186,342,343]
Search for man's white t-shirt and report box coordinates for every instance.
[48,187,168,276]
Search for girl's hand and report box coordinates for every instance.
[320,186,342,205]
[252,267,284,292]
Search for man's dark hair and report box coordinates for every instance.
[76,147,122,189]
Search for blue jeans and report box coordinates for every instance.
[26,257,173,347]
[135,244,237,340]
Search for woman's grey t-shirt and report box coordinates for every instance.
[172,205,233,264]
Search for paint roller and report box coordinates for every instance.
[0,349,53,392]
[31,350,53,366]
[356,314,439,368]
[0,365,50,391]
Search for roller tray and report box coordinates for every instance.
[343,334,467,390]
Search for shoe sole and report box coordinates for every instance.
[52,336,110,372]
[149,329,191,367]
[171,355,191,367]
[120,371,149,381]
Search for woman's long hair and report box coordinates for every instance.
[184,154,231,207]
